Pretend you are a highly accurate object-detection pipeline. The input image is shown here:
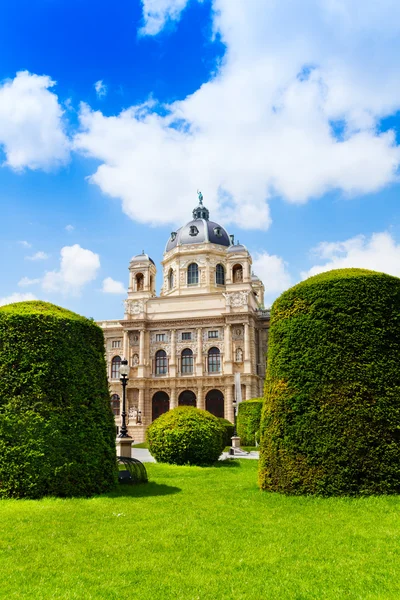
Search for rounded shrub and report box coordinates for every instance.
[218,417,234,447]
[259,268,400,496]
[237,398,263,446]
[146,406,225,465]
[0,301,118,499]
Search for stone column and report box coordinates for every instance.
[138,388,145,419]
[245,383,253,400]
[197,385,204,410]
[138,329,146,378]
[244,323,251,373]
[170,329,176,377]
[170,387,177,409]
[224,324,233,375]
[226,384,234,423]
[196,328,203,376]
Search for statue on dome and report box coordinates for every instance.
[197,190,203,204]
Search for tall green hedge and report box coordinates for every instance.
[0,301,118,498]
[237,398,263,446]
[259,268,400,496]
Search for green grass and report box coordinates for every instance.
[132,441,148,448]
[1,460,400,599]
[133,442,258,452]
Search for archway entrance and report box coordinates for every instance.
[152,391,170,421]
[178,390,196,407]
[206,389,224,418]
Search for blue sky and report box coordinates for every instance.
[1,0,400,319]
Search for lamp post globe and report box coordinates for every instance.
[118,358,131,439]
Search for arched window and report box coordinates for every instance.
[178,390,196,407]
[208,347,221,373]
[216,263,225,285]
[232,264,243,283]
[235,348,243,362]
[169,268,174,290]
[111,394,120,416]
[187,263,199,285]
[152,391,170,421]
[111,356,121,379]
[206,389,224,418]
[155,349,168,375]
[136,273,144,291]
[181,348,193,374]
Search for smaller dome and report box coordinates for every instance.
[252,273,261,281]
[130,252,155,265]
[227,243,248,254]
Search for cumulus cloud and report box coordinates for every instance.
[18,240,32,248]
[94,80,107,99]
[73,0,400,230]
[25,251,49,261]
[302,232,400,279]
[252,251,292,306]
[102,277,126,294]
[0,292,37,306]
[18,277,41,287]
[0,71,70,170]
[139,0,192,35]
[42,244,100,295]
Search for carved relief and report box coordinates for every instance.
[125,299,146,315]
[232,326,244,340]
[223,291,250,307]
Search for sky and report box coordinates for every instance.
[1,0,400,318]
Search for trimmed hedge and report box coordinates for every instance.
[147,406,225,465]
[0,301,118,499]
[259,268,400,496]
[218,417,235,447]
[237,398,263,446]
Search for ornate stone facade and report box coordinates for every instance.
[98,195,270,442]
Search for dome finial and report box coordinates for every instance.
[193,190,209,220]
[197,189,203,205]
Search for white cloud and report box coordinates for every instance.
[102,277,126,294]
[25,251,49,261]
[302,232,400,279]
[18,240,32,248]
[18,277,41,287]
[65,224,74,232]
[252,251,292,306]
[94,80,107,99]
[73,1,400,230]
[42,244,100,295]
[0,71,70,170]
[0,292,37,306]
[139,0,192,35]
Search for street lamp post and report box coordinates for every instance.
[118,359,131,439]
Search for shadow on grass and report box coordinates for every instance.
[104,481,182,498]
[214,459,241,468]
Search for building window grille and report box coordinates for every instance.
[216,264,225,285]
[156,333,166,342]
[187,263,199,285]
[182,332,192,340]
[111,394,120,416]
[155,349,168,375]
[112,340,121,348]
[208,347,221,373]
[111,356,121,379]
[208,330,218,339]
[168,268,174,290]
[181,348,194,374]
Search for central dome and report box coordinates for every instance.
[165,192,231,253]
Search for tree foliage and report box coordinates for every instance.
[0,301,118,498]
[147,406,225,465]
[259,268,400,496]
[237,398,263,446]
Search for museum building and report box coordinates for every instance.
[98,194,270,441]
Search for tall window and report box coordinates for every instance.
[155,349,168,375]
[112,340,121,348]
[111,394,120,416]
[182,332,192,340]
[187,263,199,285]
[208,347,221,373]
[181,348,194,374]
[208,330,218,339]
[169,268,174,290]
[111,356,121,379]
[216,264,225,285]
[156,333,166,342]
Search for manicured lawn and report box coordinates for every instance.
[1,460,400,599]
